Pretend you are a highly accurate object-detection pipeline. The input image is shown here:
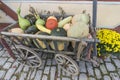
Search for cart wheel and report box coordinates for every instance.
[55,54,79,76]
[11,45,42,68]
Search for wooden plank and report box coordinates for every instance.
[0,23,11,31]
[0,1,18,21]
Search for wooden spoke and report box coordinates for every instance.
[11,45,42,68]
[55,54,79,76]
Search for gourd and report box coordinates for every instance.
[67,22,89,38]
[58,16,72,27]
[24,14,36,25]
[50,28,67,51]
[17,7,31,30]
[45,19,58,30]
[72,10,90,24]
[9,28,24,43]
[33,31,49,49]
[25,25,39,34]
[36,24,51,34]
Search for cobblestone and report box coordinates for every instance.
[106,62,116,71]
[4,68,16,80]
[3,62,12,69]
[0,57,8,66]
[42,75,48,80]
[50,66,56,80]
[34,70,42,80]
[95,68,102,79]
[0,51,120,80]
[103,75,111,80]
[11,76,17,80]
[100,64,108,74]
[79,61,86,73]
[19,72,27,80]
[112,59,120,68]
[79,73,87,80]
[0,70,6,79]
[44,66,50,74]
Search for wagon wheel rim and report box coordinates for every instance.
[55,54,79,75]
[12,45,42,68]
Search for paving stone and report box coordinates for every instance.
[86,62,94,76]
[12,61,19,68]
[44,66,50,74]
[11,76,17,80]
[34,70,42,80]
[57,66,61,77]
[30,69,37,79]
[111,55,117,59]
[100,64,108,74]
[8,58,14,62]
[118,69,120,76]
[42,75,48,80]
[112,59,120,68]
[79,61,86,73]
[46,59,52,66]
[15,64,24,74]
[23,66,29,72]
[104,57,111,62]
[0,58,8,66]
[39,60,46,69]
[99,59,104,63]
[52,59,57,65]
[86,62,92,68]
[50,66,56,80]
[110,73,120,80]
[0,70,6,79]
[3,62,12,69]
[79,73,87,80]
[62,77,71,80]
[2,52,10,57]
[19,72,27,80]
[94,68,102,79]
[106,63,115,71]
[87,67,94,76]
[72,75,78,80]
[103,75,111,80]
[4,68,16,80]
[0,50,4,56]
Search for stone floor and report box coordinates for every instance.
[0,49,120,80]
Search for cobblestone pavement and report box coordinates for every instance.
[0,49,120,80]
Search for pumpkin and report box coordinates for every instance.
[50,28,67,51]
[67,22,89,38]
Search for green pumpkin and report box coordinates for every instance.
[50,28,67,51]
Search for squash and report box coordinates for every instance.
[45,19,58,30]
[67,22,89,38]
[25,25,39,34]
[33,31,49,49]
[58,16,72,27]
[63,23,71,31]
[24,14,36,25]
[47,16,57,21]
[9,28,24,42]
[50,28,67,51]
[72,10,90,24]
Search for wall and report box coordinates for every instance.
[1,1,120,28]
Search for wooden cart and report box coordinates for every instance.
[0,0,99,76]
